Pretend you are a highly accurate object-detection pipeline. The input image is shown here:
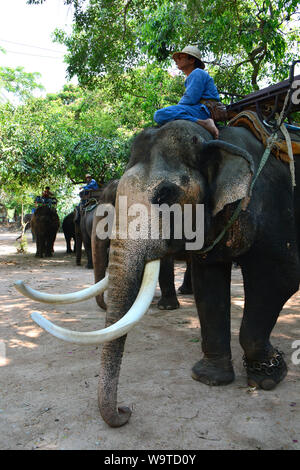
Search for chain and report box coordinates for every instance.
[243,349,285,376]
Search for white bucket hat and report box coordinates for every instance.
[172,46,205,69]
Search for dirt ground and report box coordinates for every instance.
[0,228,300,451]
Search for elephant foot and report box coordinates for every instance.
[243,349,287,390]
[157,295,180,310]
[191,356,235,386]
[177,284,193,295]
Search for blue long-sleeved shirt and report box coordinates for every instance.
[83,179,99,191]
[179,68,220,106]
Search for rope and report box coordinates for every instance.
[280,123,296,187]
[199,139,274,254]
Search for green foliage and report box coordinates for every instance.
[4,0,297,220]
[0,54,44,101]
[48,0,299,94]
[15,235,28,254]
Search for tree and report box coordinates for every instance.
[28,0,300,94]
[0,84,132,193]
[0,49,44,101]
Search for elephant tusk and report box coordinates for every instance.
[14,276,109,304]
[30,259,160,345]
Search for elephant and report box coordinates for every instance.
[16,119,300,428]
[62,210,77,254]
[24,212,36,241]
[74,203,97,269]
[31,205,60,257]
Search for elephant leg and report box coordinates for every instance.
[178,260,193,294]
[66,236,72,253]
[157,256,180,310]
[45,236,53,257]
[75,227,82,266]
[35,235,42,257]
[84,238,93,269]
[191,259,234,385]
[240,253,299,390]
[45,233,55,256]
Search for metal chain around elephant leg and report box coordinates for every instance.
[243,349,287,390]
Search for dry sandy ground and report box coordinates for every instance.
[0,228,300,451]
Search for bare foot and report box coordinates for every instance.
[196,118,219,139]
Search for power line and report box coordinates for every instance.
[0,38,64,54]
[3,49,64,60]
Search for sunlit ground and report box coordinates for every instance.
[0,229,299,450]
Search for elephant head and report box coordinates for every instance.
[16,120,255,427]
[96,121,254,426]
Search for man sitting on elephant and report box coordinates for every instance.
[34,186,57,207]
[154,45,220,139]
[79,174,100,206]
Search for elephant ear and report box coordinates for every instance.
[200,141,255,216]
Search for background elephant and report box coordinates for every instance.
[75,202,98,269]
[62,210,76,254]
[24,212,35,241]
[95,120,300,427]
[31,205,60,257]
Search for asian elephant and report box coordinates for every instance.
[94,120,300,426]
[74,203,97,269]
[24,212,35,242]
[16,120,300,428]
[62,210,77,254]
[31,205,60,257]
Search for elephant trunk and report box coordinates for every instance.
[97,239,148,427]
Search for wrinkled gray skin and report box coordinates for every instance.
[97,120,300,427]
[92,180,119,309]
[75,205,96,269]
[92,179,189,310]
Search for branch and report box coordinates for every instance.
[66,172,84,185]
[204,58,251,69]
[123,0,133,40]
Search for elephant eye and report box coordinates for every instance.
[180,175,190,186]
